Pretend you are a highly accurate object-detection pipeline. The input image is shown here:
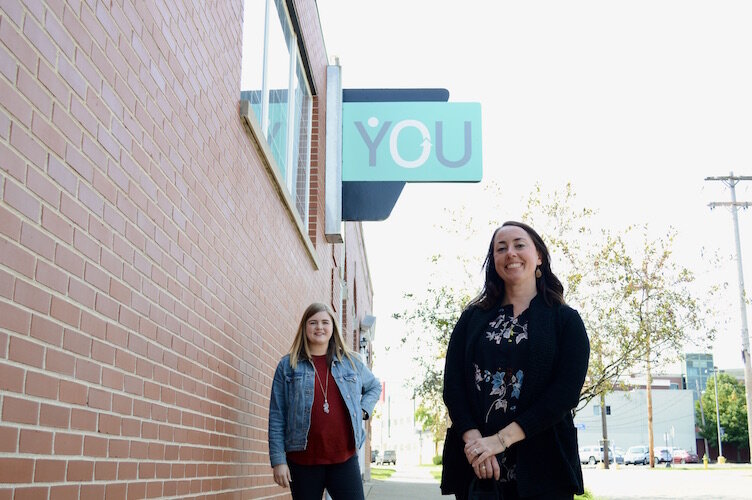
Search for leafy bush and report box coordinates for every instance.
[432,455,443,465]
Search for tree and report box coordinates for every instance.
[697,373,750,459]
[415,401,447,457]
[394,282,473,455]
[595,225,717,466]
[522,184,646,409]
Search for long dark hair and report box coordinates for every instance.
[468,221,565,309]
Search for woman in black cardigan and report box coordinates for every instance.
[441,221,590,499]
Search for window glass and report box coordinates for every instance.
[240,0,266,121]
[265,0,292,177]
[239,0,312,232]
[292,58,312,221]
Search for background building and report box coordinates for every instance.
[683,353,714,403]
[0,0,375,498]
[574,389,697,454]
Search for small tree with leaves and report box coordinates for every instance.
[394,281,474,454]
[596,225,717,466]
[697,372,750,461]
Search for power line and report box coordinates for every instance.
[705,172,752,463]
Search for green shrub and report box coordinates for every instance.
[432,455,443,465]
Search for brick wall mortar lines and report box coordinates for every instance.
[0,226,275,429]
[0,344,272,447]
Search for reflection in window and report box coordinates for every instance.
[293,60,311,222]
[240,0,313,230]
[239,0,265,122]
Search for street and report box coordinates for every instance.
[364,463,752,499]
[581,463,752,499]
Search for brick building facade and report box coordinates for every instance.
[0,0,374,498]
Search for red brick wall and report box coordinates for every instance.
[0,0,372,498]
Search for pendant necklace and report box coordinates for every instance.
[312,361,330,414]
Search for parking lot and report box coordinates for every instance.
[582,463,752,499]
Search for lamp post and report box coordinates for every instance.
[695,379,710,459]
[713,366,724,462]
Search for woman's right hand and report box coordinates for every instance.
[462,428,483,464]
[463,429,500,480]
[272,464,291,488]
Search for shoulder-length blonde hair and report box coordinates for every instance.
[289,302,355,369]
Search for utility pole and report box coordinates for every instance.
[695,379,710,459]
[713,367,724,461]
[705,172,752,463]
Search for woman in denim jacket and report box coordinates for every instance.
[268,302,381,499]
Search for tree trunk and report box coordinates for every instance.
[647,343,655,468]
[600,391,610,469]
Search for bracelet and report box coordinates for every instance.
[496,432,507,451]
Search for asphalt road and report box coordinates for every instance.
[582,463,752,499]
[365,463,752,499]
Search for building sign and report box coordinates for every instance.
[342,102,482,182]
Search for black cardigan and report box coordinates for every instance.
[442,295,590,497]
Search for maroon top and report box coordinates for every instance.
[287,355,356,465]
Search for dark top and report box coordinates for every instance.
[474,304,530,483]
[287,355,355,465]
[441,295,590,497]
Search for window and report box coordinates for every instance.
[240,0,313,228]
[593,405,611,416]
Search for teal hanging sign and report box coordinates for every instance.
[342,102,482,182]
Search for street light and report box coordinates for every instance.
[713,366,724,462]
[695,379,710,459]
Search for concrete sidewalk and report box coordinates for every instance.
[364,465,444,499]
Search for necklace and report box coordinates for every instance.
[311,360,330,414]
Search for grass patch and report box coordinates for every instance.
[419,464,443,481]
[370,467,396,480]
[575,490,597,500]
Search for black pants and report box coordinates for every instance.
[455,480,573,500]
[288,454,364,500]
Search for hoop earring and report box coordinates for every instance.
[535,267,542,279]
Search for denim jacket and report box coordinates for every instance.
[268,352,381,467]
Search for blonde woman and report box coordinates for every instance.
[268,303,381,499]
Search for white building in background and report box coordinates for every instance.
[574,389,697,453]
[370,382,437,465]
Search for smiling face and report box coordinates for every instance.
[492,225,542,287]
[304,310,334,355]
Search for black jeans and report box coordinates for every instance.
[287,454,364,500]
[455,480,574,500]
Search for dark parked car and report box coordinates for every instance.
[672,449,699,464]
[377,450,396,465]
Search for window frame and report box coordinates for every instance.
[240,0,317,267]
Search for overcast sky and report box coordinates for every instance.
[316,0,752,383]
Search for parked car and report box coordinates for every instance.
[579,445,618,465]
[671,449,699,464]
[613,447,625,465]
[624,445,650,465]
[371,449,379,463]
[654,447,673,464]
[377,450,397,465]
